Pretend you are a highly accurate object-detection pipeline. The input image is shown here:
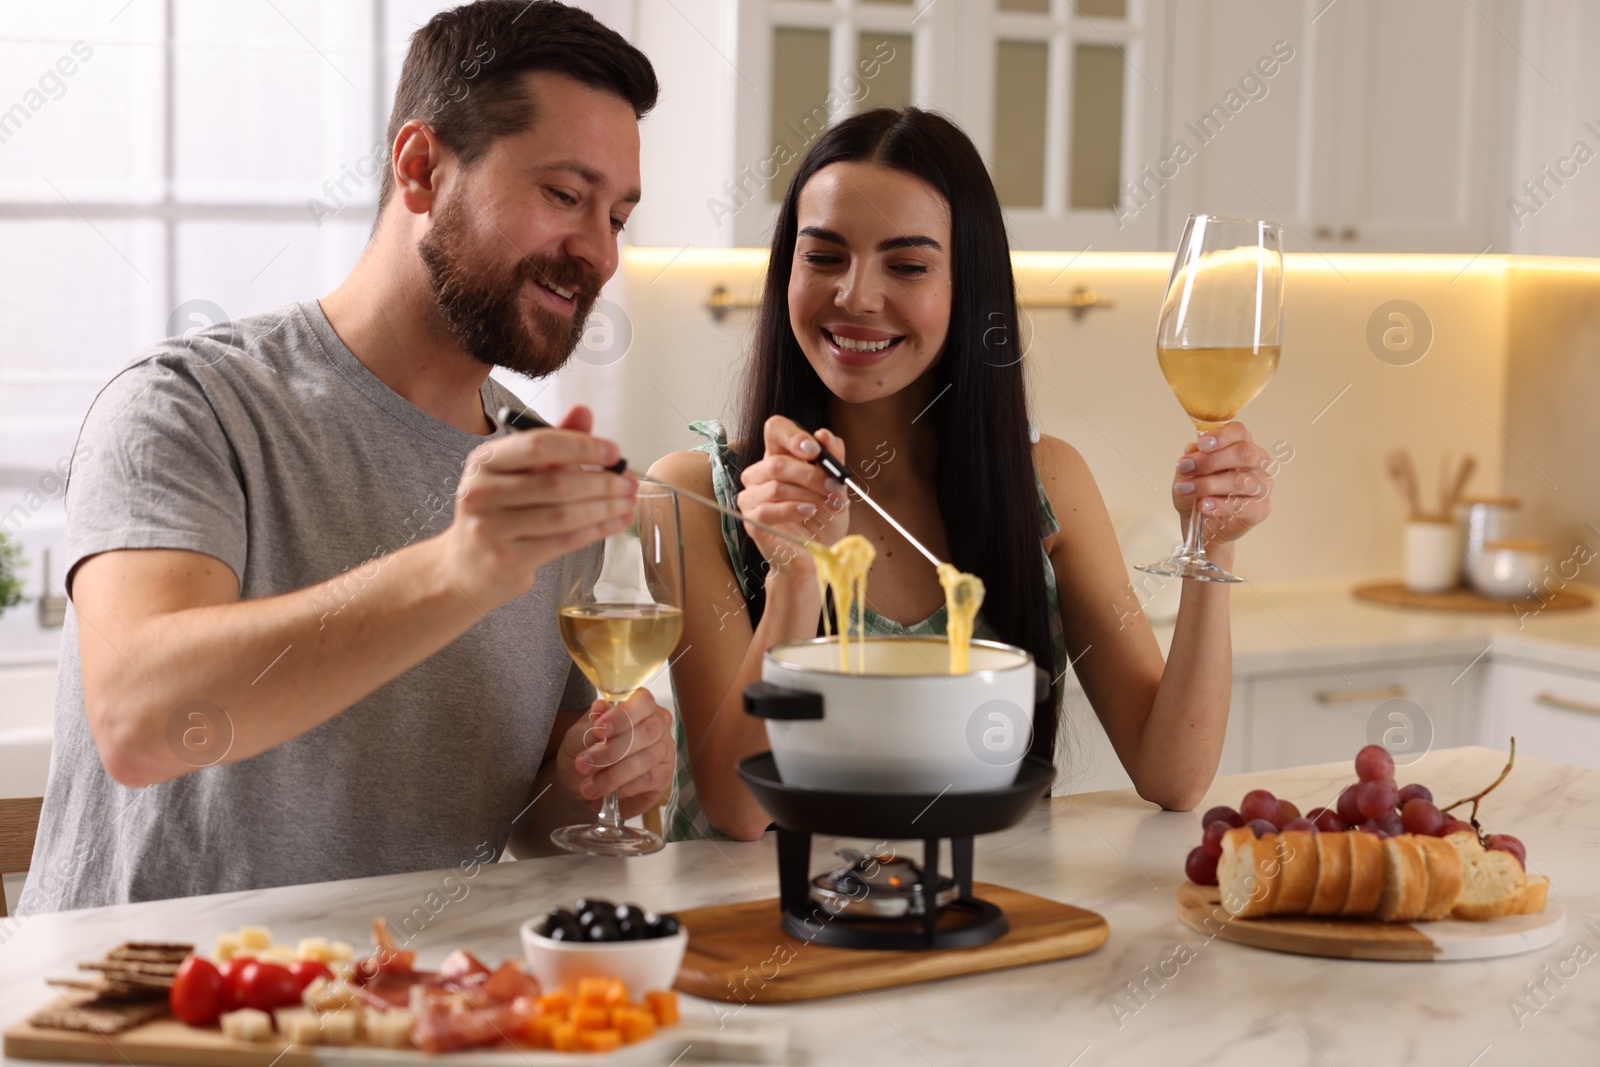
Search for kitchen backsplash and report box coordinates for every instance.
[534,249,1567,584]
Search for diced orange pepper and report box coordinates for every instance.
[523,1013,562,1048]
[549,1021,578,1052]
[577,1028,623,1052]
[537,989,573,1016]
[572,1005,611,1031]
[613,1006,657,1044]
[644,989,679,1026]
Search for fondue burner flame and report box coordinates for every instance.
[812,849,959,918]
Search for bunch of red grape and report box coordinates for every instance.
[1184,744,1527,886]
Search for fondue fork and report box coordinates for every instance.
[810,444,947,572]
[497,406,816,551]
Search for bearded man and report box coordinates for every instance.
[19,0,668,913]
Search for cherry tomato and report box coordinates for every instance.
[218,956,255,1009]
[169,956,226,1027]
[237,960,300,1012]
[287,959,334,994]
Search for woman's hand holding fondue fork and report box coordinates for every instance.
[736,415,851,585]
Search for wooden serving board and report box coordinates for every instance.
[1175,882,1567,962]
[1353,579,1592,614]
[3,1015,784,1067]
[673,882,1107,1003]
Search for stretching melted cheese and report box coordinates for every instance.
[808,535,876,672]
[936,564,985,674]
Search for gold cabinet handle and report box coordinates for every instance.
[1536,691,1600,716]
[707,283,1116,322]
[1314,684,1408,705]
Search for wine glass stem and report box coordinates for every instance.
[1184,432,1210,561]
[596,699,624,833]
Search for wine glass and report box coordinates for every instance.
[551,482,685,856]
[1138,214,1283,584]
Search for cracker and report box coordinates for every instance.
[29,997,167,1035]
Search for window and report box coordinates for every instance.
[0,1,442,615]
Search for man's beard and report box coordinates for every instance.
[417,194,601,378]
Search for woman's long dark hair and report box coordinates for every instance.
[731,107,1059,762]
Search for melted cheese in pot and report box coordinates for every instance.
[807,534,876,673]
[936,564,985,674]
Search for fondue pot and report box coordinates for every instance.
[743,636,1047,794]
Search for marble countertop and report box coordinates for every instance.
[3,746,1594,1066]
[1142,578,1600,678]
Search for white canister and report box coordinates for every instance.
[1472,539,1547,600]
[1457,497,1521,585]
[1404,519,1461,594]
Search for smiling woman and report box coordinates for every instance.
[650,107,1275,843]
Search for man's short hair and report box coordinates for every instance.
[378,0,658,209]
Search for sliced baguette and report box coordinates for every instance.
[1445,831,1525,921]
[1340,830,1385,917]
[1272,831,1320,915]
[1306,830,1352,915]
[1516,874,1550,915]
[1415,835,1464,921]
[1376,836,1429,922]
[1218,828,1280,918]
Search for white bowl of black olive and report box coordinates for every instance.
[520,898,687,998]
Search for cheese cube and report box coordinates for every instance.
[237,926,272,950]
[319,1006,360,1046]
[364,1008,414,1049]
[220,1008,273,1043]
[296,936,331,962]
[214,932,241,961]
[275,1008,321,1046]
[328,940,354,962]
[258,945,298,966]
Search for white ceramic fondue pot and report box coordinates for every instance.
[743,636,1046,794]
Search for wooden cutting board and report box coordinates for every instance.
[1352,580,1592,614]
[1175,882,1566,961]
[2,1015,783,1067]
[673,882,1107,1003]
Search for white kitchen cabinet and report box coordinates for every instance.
[629,0,1166,250]
[1481,659,1600,771]
[1245,659,1473,775]
[1164,0,1510,254]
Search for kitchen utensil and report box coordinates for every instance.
[497,406,814,552]
[1403,518,1460,594]
[1139,214,1283,583]
[1444,454,1477,519]
[1177,882,1565,962]
[810,443,945,571]
[550,482,683,857]
[520,922,688,999]
[1473,539,1548,600]
[743,636,1043,794]
[1388,450,1422,519]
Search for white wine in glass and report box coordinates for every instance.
[550,483,685,857]
[1139,215,1283,583]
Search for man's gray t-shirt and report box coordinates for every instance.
[17,301,594,914]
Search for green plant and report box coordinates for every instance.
[0,534,25,612]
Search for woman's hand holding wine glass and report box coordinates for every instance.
[1169,421,1275,549]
